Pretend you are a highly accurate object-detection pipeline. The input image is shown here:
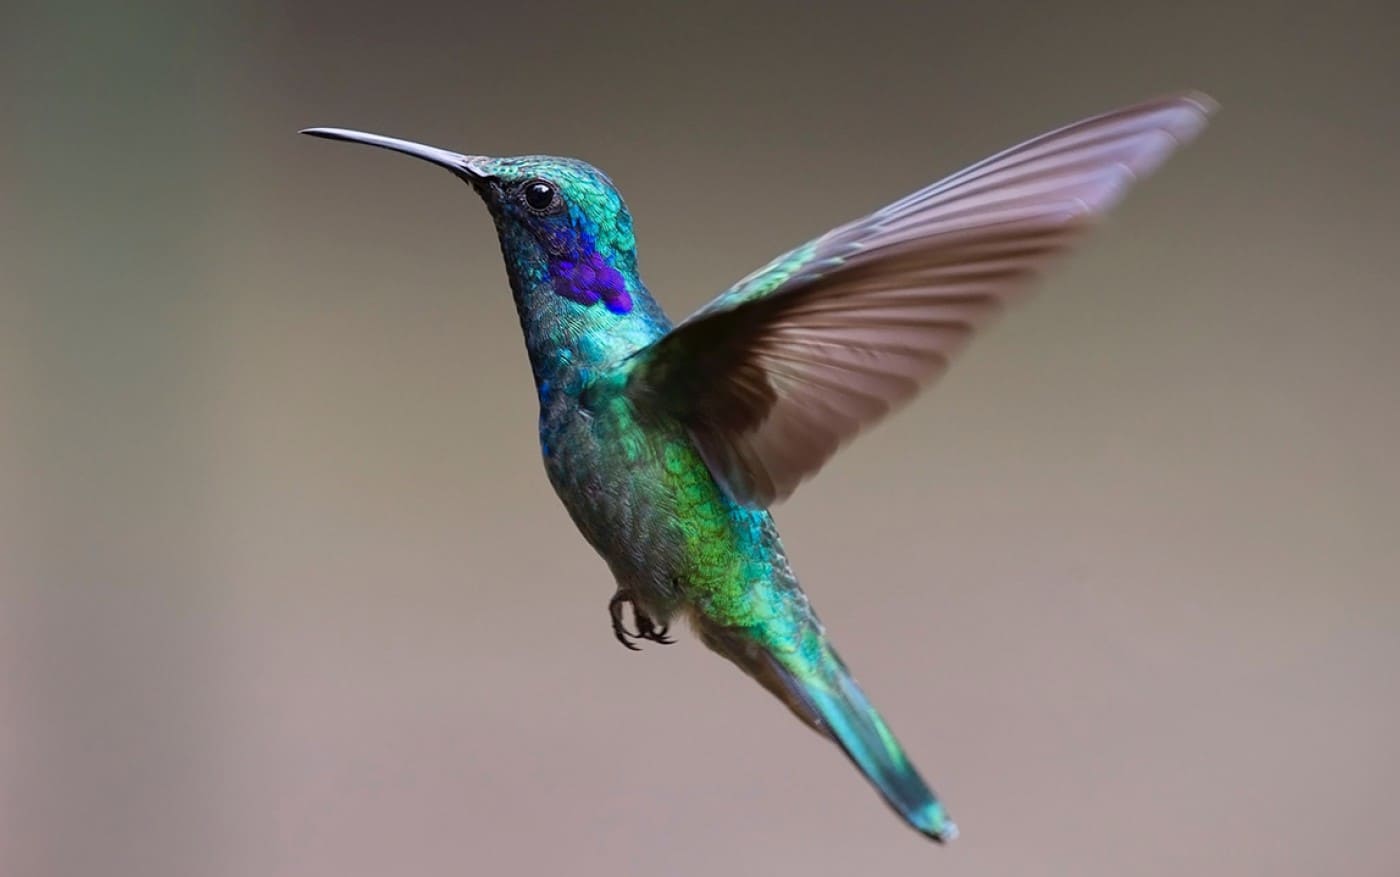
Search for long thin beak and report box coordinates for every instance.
[300,127,489,181]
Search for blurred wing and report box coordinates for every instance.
[628,93,1216,507]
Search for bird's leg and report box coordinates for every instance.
[608,589,674,651]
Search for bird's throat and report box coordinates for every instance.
[503,256,671,404]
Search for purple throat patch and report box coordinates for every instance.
[552,251,633,314]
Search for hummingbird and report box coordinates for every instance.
[303,92,1214,843]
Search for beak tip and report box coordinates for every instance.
[300,127,350,140]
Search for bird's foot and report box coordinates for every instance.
[634,606,674,646]
[608,590,674,651]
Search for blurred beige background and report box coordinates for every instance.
[4,1,1397,875]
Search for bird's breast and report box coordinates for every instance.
[538,397,686,604]
[536,395,791,627]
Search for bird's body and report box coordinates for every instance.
[503,200,924,826]
[543,373,785,637]
[303,92,1215,843]
[488,164,792,635]
[539,350,946,835]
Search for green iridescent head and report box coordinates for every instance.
[301,127,641,315]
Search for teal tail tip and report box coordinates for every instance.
[915,803,959,844]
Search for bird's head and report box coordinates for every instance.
[302,128,641,316]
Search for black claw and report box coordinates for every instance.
[608,590,675,650]
[647,620,674,645]
[609,591,642,650]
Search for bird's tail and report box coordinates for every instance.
[700,623,957,842]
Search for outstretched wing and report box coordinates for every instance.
[627,93,1216,507]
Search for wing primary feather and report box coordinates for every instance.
[629,93,1216,506]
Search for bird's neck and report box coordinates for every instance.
[504,254,672,405]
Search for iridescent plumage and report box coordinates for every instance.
[303,92,1215,842]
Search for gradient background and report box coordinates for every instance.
[5,1,1398,875]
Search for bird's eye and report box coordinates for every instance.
[523,180,557,211]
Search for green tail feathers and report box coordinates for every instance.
[775,646,958,843]
[698,621,956,841]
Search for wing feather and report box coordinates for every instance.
[628,93,1216,506]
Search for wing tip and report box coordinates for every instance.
[1135,89,1219,118]
[1074,89,1218,214]
[1149,89,1219,160]
[1150,90,1220,146]
[1178,90,1221,117]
